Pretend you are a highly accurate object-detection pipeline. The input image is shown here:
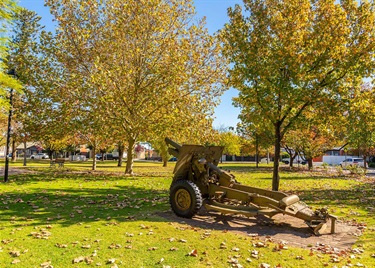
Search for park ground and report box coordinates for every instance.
[0,160,374,267]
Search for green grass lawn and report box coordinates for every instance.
[0,160,374,267]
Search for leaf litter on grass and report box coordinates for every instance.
[1,163,374,267]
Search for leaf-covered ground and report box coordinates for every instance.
[0,160,374,267]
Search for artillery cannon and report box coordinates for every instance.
[165,138,337,235]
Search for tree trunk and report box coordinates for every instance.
[272,122,282,191]
[117,142,125,167]
[290,152,298,168]
[125,137,135,174]
[161,143,168,167]
[92,146,97,170]
[23,141,27,167]
[11,139,16,162]
[363,154,367,169]
[255,135,259,168]
[307,158,313,170]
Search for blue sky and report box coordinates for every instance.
[18,0,242,129]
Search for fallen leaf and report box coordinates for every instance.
[227,257,238,264]
[106,258,116,264]
[253,242,266,248]
[85,257,94,264]
[248,233,259,237]
[40,261,53,267]
[9,250,20,257]
[187,249,198,257]
[11,259,21,264]
[220,242,227,249]
[73,256,85,263]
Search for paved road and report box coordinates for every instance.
[366,167,375,177]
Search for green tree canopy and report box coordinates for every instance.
[0,0,22,107]
[46,0,227,174]
[221,0,375,190]
[345,83,375,166]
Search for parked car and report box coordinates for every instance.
[97,153,118,160]
[281,158,307,165]
[147,156,162,161]
[30,153,49,159]
[339,158,364,168]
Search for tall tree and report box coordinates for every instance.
[237,120,274,167]
[7,8,45,160]
[345,84,375,167]
[46,0,227,174]
[0,0,22,107]
[221,0,375,190]
[8,8,79,163]
[217,128,241,157]
[7,8,70,163]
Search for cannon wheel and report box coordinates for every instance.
[170,180,202,218]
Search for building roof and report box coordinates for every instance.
[16,142,42,150]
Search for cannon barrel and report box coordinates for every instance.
[165,137,182,150]
[165,137,182,158]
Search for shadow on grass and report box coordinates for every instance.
[160,210,318,239]
[5,170,171,185]
[1,172,373,244]
[0,182,170,228]
[219,164,318,175]
[296,183,375,207]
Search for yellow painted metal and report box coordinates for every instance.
[175,189,191,211]
[165,138,337,234]
[205,201,279,217]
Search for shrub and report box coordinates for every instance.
[347,165,366,176]
[335,165,344,176]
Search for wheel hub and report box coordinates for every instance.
[175,189,191,210]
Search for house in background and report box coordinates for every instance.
[15,142,43,157]
[313,147,346,162]
[312,144,366,166]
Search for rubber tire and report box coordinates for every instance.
[170,180,202,218]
